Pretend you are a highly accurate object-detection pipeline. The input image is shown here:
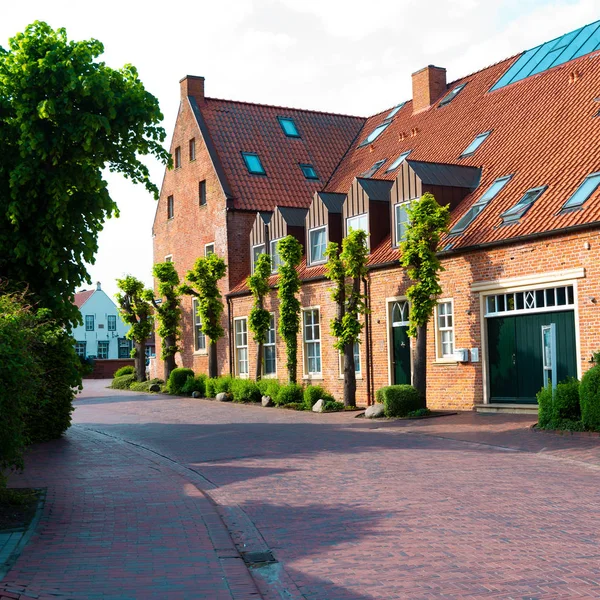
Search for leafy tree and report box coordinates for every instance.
[276,236,303,383]
[0,22,169,328]
[324,229,369,407]
[181,254,227,378]
[151,262,182,381]
[399,193,450,400]
[247,253,272,381]
[115,276,154,382]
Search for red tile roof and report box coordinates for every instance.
[74,289,94,308]
[199,98,365,212]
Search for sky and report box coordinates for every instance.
[2,0,598,300]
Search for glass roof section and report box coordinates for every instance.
[561,172,600,210]
[242,152,266,175]
[438,83,467,107]
[491,20,600,91]
[359,122,390,147]
[386,151,412,172]
[278,117,300,137]
[360,160,386,179]
[385,102,406,120]
[460,131,491,157]
[500,185,547,224]
[299,163,319,180]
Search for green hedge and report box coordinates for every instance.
[167,368,195,395]
[114,365,134,378]
[376,385,424,417]
[257,379,281,400]
[537,378,582,430]
[537,385,553,428]
[580,364,600,430]
[323,400,345,412]
[181,374,207,396]
[275,383,303,406]
[206,375,234,398]
[304,385,334,409]
[111,374,136,389]
[230,379,261,403]
[206,378,218,398]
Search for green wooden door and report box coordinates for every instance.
[488,310,577,403]
[392,325,411,385]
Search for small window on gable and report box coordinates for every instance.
[205,243,215,256]
[360,159,386,179]
[561,172,600,211]
[500,186,547,224]
[167,195,174,219]
[309,227,327,265]
[199,180,207,206]
[450,175,513,234]
[278,117,300,138]
[395,202,411,246]
[460,131,491,157]
[270,238,283,273]
[346,214,369,240]
[242,152,266,175]
[251,244,266,274]
[300,164,319,180]
[386,151,411,172]
[174,146,181,168]
[189,138,196,161]
[359,122,390,147]
[385,103,405,120]
[438,83,467,107]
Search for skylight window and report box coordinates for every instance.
[360,160,386,179]
[278,117,300,138]
[491,20,600,91]
[450,175,513,234]
[300,163,319,180]
[385,102,406,120]
[438,83,466,107]
[359,122,390,147]
[242,152,266,175]
[561,172,600,210]
[460,131,491,157]
[386,150,411,172]
[500,185,546,224]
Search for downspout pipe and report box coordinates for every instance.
[362,275,373,406]
[227,296,233,376]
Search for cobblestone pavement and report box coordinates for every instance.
[6,380,600,599]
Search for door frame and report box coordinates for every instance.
[385,296,412,386]
[472,268,584,404]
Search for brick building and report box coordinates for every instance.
[153,21,600,411]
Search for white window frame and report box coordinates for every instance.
[395,201,411,246]
[302,307,322,378]
[205,243,215,256]
[75,341,87,358]
[339,339,362,378]
[107,315,117,331]
[435,299,455,362]
[251,243,266,274]
[118,338,132,359]
[97,340,110,360]
[165,254,173,262]
[263,313,277,377]
[270,237,283,273]
[234,317,249,378]
[308,226,327,265]
[85,315,95,331]
[346,213,369,237]
[192,298,207,354]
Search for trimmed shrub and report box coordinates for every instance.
[257,379,281,400]
[130,378,164,392]
[376,385,424,417]
[215,375,234,394]
[181,374,207,396]
[275,383,303,406]
[205,378,218,398]
[580,364,600,431]
[167,367,195,395]
[323,400,345,412]
[110,374,135,390]
[553,377,580,422]
[304,385,335,409]
[114,365,134,378]
[230,379,261,403]
[537,385,553,428]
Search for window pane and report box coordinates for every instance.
[278,117,300,137]
[271,239,283,272]
[310,228,327,263]
[563,173,600,209]
[242,153,266,175]
[354,341,360,373]
[359,122,390,146]
[386,150,411,172]
[460,131,491,157]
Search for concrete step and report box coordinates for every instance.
[475,403,538,415]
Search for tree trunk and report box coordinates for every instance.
[163,334,177,381]
[287,344,296,384]
[412,323,427,403]
[343,342,356,407]
[255,341,263,381]
[134,340,147,382]
[208,341,218,379]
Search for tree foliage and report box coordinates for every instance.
[0,22,170,327]
[151,262,182,380]
[276,236,303,383]
[181,254,227,378]
[247,253,272,381]
[115,275,154,381]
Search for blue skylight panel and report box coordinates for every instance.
[491,20,600,91]
[438,83,466,107]
[386,151,411,172]
[360,160,386,179]
[299,163,319,180]
[242,152,266,175]
[500,185,546,223]
[460,131,491,157]
[385,103,405,120]
[359,122,390,146]
[562,173,600,210]
[278,117,300,137]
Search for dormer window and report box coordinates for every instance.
[460,131,491,157]
[386,151,411,172]
[242,152,266,175]
[270,238,283,273]
[359,122,390,147]
[438,83,466,107]
[395,202,411,245]
[309,227,327,265]
[347,213,368,235]
[360,160,386,179]
[561,172,600,211]
[251,244,265,274]
[278,117,300,138]
[300,164,319,180]
[500,185,547,224]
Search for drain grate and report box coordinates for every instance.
[241,550,278,567]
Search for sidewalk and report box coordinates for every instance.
[2,426,261,600]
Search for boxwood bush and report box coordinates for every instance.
[167,368,195,395]
[537,378,582,430]
[205,377,218,398]
[275,383,303,406]
[257,379,281,400]
[537,385,553,428]
[376,385,424,417]
[130,378,164,392]
[114,365,134,378]
[181,374,207,396]
[304,385,334,409]
[580,364,600,430]
[215,375,234,394]
[230,379,261,403]
[110,374,136,390]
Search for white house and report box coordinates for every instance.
[73,282,131,360]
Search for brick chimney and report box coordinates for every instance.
[412,65,446,114]
[180,75,205,104]
[96,281,101,291]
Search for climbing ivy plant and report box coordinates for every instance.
[399,192,450,401]
[180,254,227,378]
[151,261,182,381]
[115,276,155,382]
[247,253,272,381]
[276,236,303,383]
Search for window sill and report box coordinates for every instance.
[193,350,208,356]
[262,373,278,379]
[338,375,363,380]
[434,358,459,365]
[303,375,324,381]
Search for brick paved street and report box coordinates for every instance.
[5,380,600,599]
